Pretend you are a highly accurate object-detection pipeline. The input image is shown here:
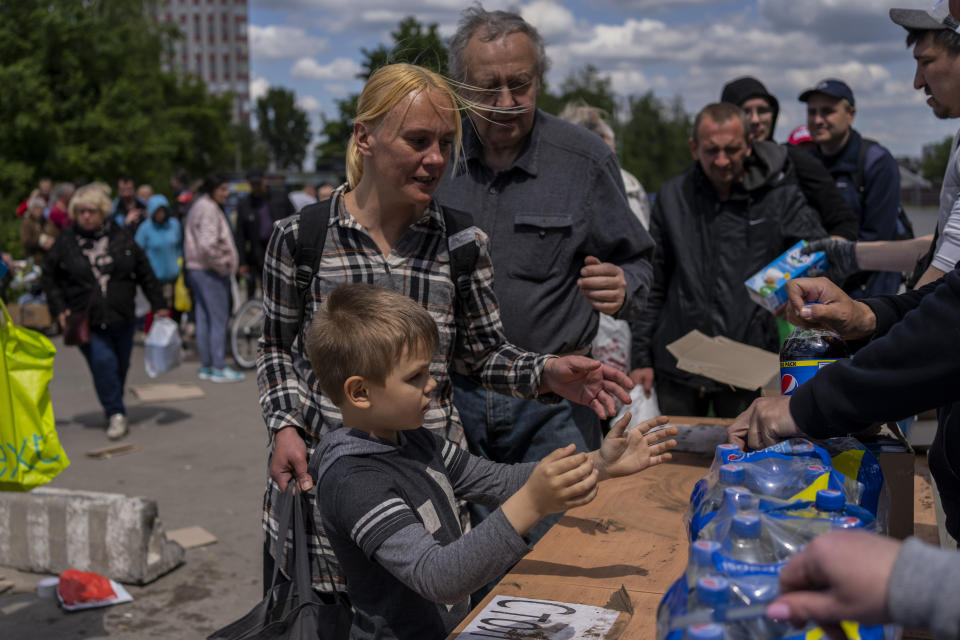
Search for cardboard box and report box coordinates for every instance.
[19,302,51,329]
[4,302,20,325]
[862,423,915,540]
[745,240,827,312]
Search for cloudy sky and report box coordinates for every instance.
[249,0,957,158]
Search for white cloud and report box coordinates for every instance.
[758,0,908,45]
[521,0,576,38]
[250,74,270,101]
[323,83,352,98]
[291,57,362,80]
[249,25,329,60]
[297,95,322,112]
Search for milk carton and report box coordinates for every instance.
[745,241,828,312]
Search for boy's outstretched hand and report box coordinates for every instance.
[590,414,677,480]
[503,444,599,536]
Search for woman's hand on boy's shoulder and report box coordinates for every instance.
[590,414,677,480]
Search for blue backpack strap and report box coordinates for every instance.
[440,206,480,307]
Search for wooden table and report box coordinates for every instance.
[449,451,712,639]
[450,449,939,640]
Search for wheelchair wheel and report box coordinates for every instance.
[229,298,263,369]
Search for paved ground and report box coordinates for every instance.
[0,332,269,639]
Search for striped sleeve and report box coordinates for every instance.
[319,461,420,558]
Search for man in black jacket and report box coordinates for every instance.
[630,103,826,417]
[234,168,294,298]
[721,77,859,241]
[727,269,960,542]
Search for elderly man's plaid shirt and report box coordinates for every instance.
[257,191,550,591]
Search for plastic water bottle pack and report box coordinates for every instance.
[657,438,893,640]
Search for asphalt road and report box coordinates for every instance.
[1,332,269,639]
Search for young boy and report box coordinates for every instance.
[307,283,678,639]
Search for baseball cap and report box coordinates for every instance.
[890,2,960,33]
[787,125,812,146]
[798,79,855,106]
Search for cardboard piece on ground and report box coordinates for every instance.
[20,303,52,329]
[86,443,138,459]
[166,526,218,549]
[130,383,205,402]
[666,330,778,391]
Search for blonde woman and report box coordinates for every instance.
[41,184,167,440]
[255,63,636,606]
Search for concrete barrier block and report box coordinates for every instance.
[0,487,184,584]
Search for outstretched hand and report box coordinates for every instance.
[591,414,677,479]
[502,444,599,536]
[727,396,801,451]
[542,355,634,419]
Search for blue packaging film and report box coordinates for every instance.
[660,438,894,640]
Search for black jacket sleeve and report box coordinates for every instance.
[787,146,859,241]
[790,268,960,437]
[41,237,68,318]
[630,193,670,369]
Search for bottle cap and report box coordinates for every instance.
[715,443,742,464]
[732,514,762,538]
[804,464,827,484]
[723,486,755,511]
[815,489,845,512]
[695,576,730,606]
[719,463,745,485]
[833,516,863,529]
[686,623,725,640]
[691,540,721,565]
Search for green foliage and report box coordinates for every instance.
[539,65,617,117]
[922,135,953,186]
[314,16,447,164]
[0,0,235,256]
[255,87,312,171]
[620,93,693,193]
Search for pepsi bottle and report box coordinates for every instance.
[779,328,850,396]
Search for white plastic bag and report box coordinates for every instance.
[614,385,662,429]
[144,317,182,378]
[592,313,631,375]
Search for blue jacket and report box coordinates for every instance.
[815,129,902,298]
[135,195,182,282]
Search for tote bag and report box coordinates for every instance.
[0,299,70,491]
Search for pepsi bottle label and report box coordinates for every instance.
[780,359,838,395]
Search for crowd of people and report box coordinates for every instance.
[4,2,960,639]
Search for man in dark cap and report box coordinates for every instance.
[234,168,294,298]
[799,79,905,298]
[721,77,858,241]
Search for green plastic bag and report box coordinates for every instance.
[0,299,69,490]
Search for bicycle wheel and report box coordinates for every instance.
[229,298,263,369]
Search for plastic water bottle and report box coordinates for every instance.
[804,464,828,485]
[721,487,755,515]
[734,588,792,640]
[695,576,730,609]
[686,540,721,588]
[727,515,774,565]
[814,489,845,515]
[714,444,742,466]
[686,623,725,640]
[700,464,747,515]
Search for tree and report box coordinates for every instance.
[0,0,235,256]
[256,87,311,171]
[539,65,617,117]
[315,16,447,164]
[922,135,953,186]
[619,92,693,193]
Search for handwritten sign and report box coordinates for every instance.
[456,596,622,639]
